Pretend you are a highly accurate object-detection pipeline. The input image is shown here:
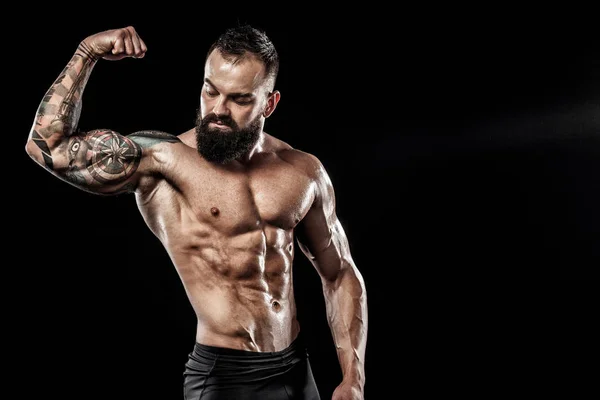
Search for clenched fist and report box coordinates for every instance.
[80,26,147,61]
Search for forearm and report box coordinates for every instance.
[27,42,98,170]
[323,264,368,390]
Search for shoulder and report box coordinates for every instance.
[127,130,182,148]
[128,130,186,158]
[264,133,329,182]
[265,136,335,208]
[127,130,188,169]
[176,128,197,148]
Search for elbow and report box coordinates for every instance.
[324,260,365,292]
[25,135,52,169]
[323,266,367,308]
[25,138,41,163]
[25,138,35,156]
[26,121,65,159]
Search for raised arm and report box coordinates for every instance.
[295,155,368,400]
[24,27,178,195]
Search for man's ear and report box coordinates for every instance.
[263,90,281,118]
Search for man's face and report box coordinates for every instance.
[196,50,272,163]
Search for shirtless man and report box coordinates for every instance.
[25,25,367,399]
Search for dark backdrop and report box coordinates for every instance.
[10,8,599,399]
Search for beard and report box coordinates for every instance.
[195,110,262,164]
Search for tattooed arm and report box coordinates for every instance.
[24,27,178,195]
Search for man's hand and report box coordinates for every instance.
[81,26,147,61]
[332,380,363,400]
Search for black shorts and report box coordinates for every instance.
[183,334,321,400]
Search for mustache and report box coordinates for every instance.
[201,113,238,129]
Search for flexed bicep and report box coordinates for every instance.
[34,129,181,195]
[25,26,153,195]
[54,129,142,194]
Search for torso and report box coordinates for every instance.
[134,130,317,352]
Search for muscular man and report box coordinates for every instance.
[25,25,367,399]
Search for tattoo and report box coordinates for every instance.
[31,130,51,155]
[127,130,182,148]
[32,48,97,169]
[53,84,70,97]
[37,102,58,116]
[64,168,86,186]
[52,57,87,134]
[42,153,54,170]
[82,130,142,185]
[75,42,99,62]
[66,136,83,166]
[31,130,53,169]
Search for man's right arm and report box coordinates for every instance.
[24,27,177,195]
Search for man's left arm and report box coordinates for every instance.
[295,155,368,400]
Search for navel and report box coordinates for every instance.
[210,207,220,217]
[272,300,281,311]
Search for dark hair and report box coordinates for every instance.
[206,24,279,89]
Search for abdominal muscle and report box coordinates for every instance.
[169,230,300,353]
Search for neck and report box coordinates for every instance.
[238,131,266,164]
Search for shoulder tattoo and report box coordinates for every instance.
[127,130,182,148]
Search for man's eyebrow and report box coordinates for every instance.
[204,78,255,98]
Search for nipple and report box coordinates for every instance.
[210,207,220,216]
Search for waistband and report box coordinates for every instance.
[192,332,306,363]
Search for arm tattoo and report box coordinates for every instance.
[127,130,182,148]
[86,130,141,184]
[31,130,54,170]
[64,130,142,187]
[63,168,86,186]
[28,44,182,194]
[32,43,98,169]
[58,129,180,193]
[75,42,99,62]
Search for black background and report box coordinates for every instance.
[9,7,599,399]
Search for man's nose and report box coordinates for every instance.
[213,96,230,118]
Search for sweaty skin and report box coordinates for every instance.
[139,127,319,352]
[25,27,367,397]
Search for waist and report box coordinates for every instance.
[192,332,305,364]
[183,332,312,387]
